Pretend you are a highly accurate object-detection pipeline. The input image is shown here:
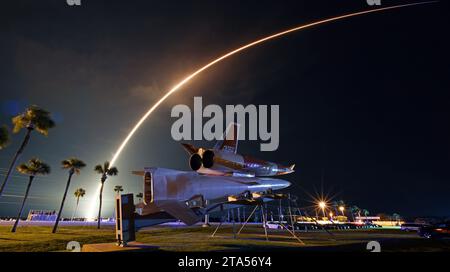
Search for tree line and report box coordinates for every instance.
[0,105,119,233]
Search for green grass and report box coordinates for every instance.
[0,226,115,252]
[0,225,448,252]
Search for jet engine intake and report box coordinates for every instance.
[202,150,215,168]
[189,153,203,171]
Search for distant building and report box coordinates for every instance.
[355,216,381,222]
[27,210,57,221]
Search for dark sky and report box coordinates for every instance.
[0,0,449,218]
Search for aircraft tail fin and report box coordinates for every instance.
[214,122,240,153]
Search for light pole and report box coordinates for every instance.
[339,206,345,216]
[318,201,326,218]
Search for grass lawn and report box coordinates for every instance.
[0,225,448,252]
[0,225,115,252]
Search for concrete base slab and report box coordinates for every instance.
[82,242,158,252]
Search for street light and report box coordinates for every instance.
[339,206,345,215]
[318,201,326,217]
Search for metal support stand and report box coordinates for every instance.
[202,199,211,227]
[277,222,305,244]
[237,205,259,235]
[261,205,269,241]
[211,215,225,237]
[211,202,304,245]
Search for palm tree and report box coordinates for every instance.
[350,205,361,222]
[72,188,86,220]
[11,158,50,232]
[114,185,123,195]
[136,192,143,202]
[362,209,369,217]
[0,125,10,150]
[361,209,369,222]
[392,213,401,226]
[52,158,86,233]
[0,105,55,197]
[94,161,118,229]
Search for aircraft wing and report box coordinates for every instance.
[156,200,202,226]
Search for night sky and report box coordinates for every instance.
[0,0,449,218]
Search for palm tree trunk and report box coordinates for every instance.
[0,128,32,197]
[52,172,74,233]
[72,198,80,221]
[97,181,105,229]
[11,175,34,233]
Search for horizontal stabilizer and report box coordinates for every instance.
[157,200,201,226]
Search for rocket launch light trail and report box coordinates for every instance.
[86,2,436,219]
[109,2,435,166]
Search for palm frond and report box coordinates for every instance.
[72,159,86,169]
[107,166,119,176]
[62,158,86,172]
[94,164,104,174]
[61,160,72,169]
[16,163,31,175]
[17,158,51,176]
[103,161,110,172]
[114,185,123,192]
[11,114,28,134]
[12,105,55,136]
[74,188,86,197]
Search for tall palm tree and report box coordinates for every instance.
[52,158,86,233]
[72,188,86,220]
[114,185,123,195]
[0,125,10,150]
[362,209,369,217]
[361,209,369,223]
[0,105,55,197]
[11,158,50,232]
[94,161,118,229]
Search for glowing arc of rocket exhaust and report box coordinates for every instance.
[109,1,435,166]
[86,1,436,220]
